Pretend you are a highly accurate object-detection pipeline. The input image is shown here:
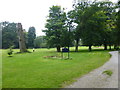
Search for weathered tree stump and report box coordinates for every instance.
[17,23,27,52]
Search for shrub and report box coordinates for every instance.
[7,46,14,56]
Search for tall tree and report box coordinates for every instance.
[68,1,102,51]
[99,1,117,50]
[43,5,68,52]
[82,1,117,51]
[27,27,36,48]
[2,22,19,49]
[115,0,120,49]
[68,1,116,51]
[67,1,89,51]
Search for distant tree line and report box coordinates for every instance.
[1,22,19,49]
[1,0,120,52]
[1,22,41,49]
[43,0,120,52]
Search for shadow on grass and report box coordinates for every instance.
[47,48,117,54]
[15,50,32,54]
[8,56,13,57]
[69,48,116,53]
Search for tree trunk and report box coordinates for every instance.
[56,46,61,52]
[75,39,79,52]
[104,44,107,50]
[17,23,27,52]
[114,45,116,49]
[109,45,111,50]
[89,45,92,52]
[114,45,119,50]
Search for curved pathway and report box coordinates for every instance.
[65,51,118,88]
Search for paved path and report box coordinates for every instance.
[65,51,118,88]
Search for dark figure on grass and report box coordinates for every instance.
[33,48,35,52]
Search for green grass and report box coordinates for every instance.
[2,47,111,88]
[0,49,2,89]
[102,70,113,76]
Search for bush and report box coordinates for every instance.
[7,46,14,56]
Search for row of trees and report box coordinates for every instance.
[1,22,36,49]
[43,0,120,52]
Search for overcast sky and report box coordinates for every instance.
[0,0,118,36]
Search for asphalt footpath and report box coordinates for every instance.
[65,51,118,88]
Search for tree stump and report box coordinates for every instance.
[17,23,27,52]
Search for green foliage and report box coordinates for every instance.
[2,22,19,49]
[7,46,14,56]
[68,1,117,51]
[67,1,90,51]
[1,22,37,49]
[27,27,36,48]
[34,36,47,48]
[1,1,119,51]
[115,1,120,47]
[102,70,113,76]
[43,5,70,52]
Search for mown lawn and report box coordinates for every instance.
[2,47,110,88]
[0,49,2,89]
